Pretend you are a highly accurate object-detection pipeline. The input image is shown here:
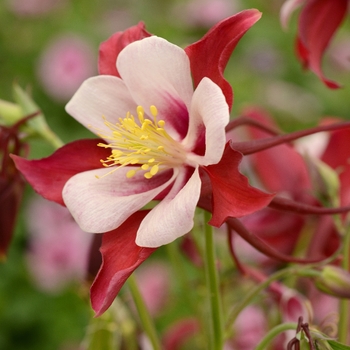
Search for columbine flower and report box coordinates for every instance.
[62,36,230,247]
[13,11,284,314]
[13,11,270,247]
[280,0,348,88]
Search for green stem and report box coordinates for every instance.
[127,274,161,350]
[203,210,223,350]
[165,242,199,317]
[338,223,350,344]
[255,323,298,350]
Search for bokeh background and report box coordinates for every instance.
[1,0,350,349]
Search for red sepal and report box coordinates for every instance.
[12,139,109,206]
[297,0,348,88]
[98,22,152,77]
[203,143,274,227]
[90,210,156,316]
[185,9,261,110]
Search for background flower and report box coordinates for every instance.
[25,196,93,292]
[6,0,65,17]
[37,35,96,103]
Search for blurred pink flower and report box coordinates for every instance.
[230,306,267,350]
[37,35,96,102]
[135,261,170,317]
[6,0,65,17]
[26,196,93,292]
[175,0,241,27]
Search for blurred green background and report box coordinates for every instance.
[1,0,350,349]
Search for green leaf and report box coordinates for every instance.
[327,340,350,350]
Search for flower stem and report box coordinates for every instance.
[203,210,223,350]
[255,322,298,350]
[338,222,350,344]
[127,274,161,350]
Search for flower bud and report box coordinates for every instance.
[316,266,350,298]
[305,156,340,206]
[0,99,22,126]
[12,84,63,149]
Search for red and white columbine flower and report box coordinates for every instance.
[63,35,230,247]
[14,11,283,314]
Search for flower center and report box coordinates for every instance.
[97,105,186,179]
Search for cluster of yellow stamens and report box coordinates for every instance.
[96,105,186,179]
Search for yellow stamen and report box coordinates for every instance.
[126,169,136,178]
[150,105,158,117]
[96,105,186,179]
[150,164,159,176]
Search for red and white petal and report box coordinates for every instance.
[184,77,229,166]
[136,167,201,247]
[98,22,152,77]
[117,36,193,140]
[65,75,137,135]
[280,0,305,29]
[62,167,177,233]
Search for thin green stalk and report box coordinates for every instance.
[166,242,198,315]
[338,223,350,344]
[255,323,297,350]
[127,274,161,350]
[203,210,224,350]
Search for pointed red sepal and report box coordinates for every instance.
[297,0,348,88]
[185,9,261,110]
[202,143,274,227]
[90,210,156,316]
[11,139,109,205]
[98,22,152,77]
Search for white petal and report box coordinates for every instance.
[62,167,177,233]
[117,36,193,139]
[65,75,137,136]
[136,167,201,247]
[184,77,229,166]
